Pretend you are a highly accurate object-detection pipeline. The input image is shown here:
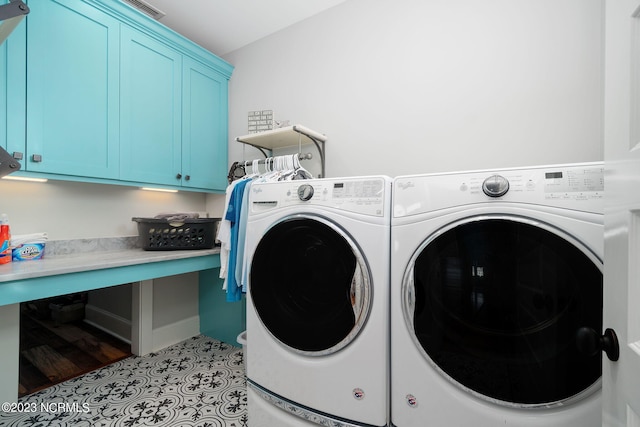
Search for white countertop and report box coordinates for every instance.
[0,236,222,306]
[0,247,220,283]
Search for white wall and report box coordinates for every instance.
[152,272,199,329]
[0,179,210,239]
[224,0,604,177]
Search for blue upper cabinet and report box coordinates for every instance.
[182,58,229,190]
[26,0,120,179]
[5,0,233,191]
[119,25,182,186]
[119,26,231,191]
[1,16,26,160]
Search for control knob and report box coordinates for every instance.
[482,174,509,197]
[297,184,314,201]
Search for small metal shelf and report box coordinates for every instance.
[235,124,327,177]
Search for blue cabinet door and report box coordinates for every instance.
[182,58,229,191]
[1,16,26,160]
[120,25,182,186]
[26,0,119,178]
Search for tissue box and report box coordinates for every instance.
[12,243,45,261]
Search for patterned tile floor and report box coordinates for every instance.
[0,335,247,427]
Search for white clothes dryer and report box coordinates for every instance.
[245,176,391,427]
[391,163,604,427]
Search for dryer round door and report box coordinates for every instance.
[402,215,602,407]
[250,214,372,356]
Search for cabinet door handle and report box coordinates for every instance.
[32,154,42,162]
[176,173,182,179]
[185,175,190,181]
[12,152,23,160]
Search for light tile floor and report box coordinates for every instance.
[0,335,247,426]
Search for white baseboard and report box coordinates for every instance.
[152,315,201,352]
[84,304,132,343]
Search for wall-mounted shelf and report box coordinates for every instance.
[235,124,327,177]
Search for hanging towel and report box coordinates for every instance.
[236,179,252,294]
[217,179,242,289]
[224,178,250,302]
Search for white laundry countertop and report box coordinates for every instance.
[0,236,220,305]
[0,239,219,282]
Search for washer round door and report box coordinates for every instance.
[403,215,602,407]
[250,215,372,356]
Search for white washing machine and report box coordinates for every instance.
[245,176,391,427]
[391,163,604,427]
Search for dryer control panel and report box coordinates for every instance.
[394,163,604,217]
[250,176,392,217]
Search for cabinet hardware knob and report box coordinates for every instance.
[176,173,182,179]
[12,152,23,160]
[185,175,190,181]
[32,154,42,163]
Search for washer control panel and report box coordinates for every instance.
[464,167,603,199]
[394,163,604,217]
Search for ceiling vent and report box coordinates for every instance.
[122,0,166,20]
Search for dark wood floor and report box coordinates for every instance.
[19,304,132,397]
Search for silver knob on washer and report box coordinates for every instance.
[297,184,314,201]
[482,175,509,197]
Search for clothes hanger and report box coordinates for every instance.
[291,153,313,180]
[278,154,296,181]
